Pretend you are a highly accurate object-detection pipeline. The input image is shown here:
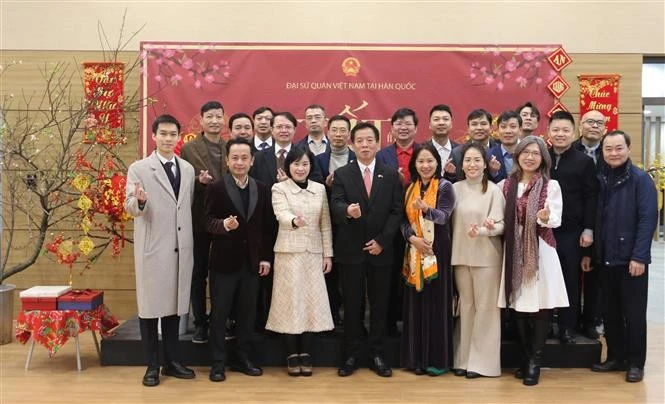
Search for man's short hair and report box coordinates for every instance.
[516,101,541,120]
[304,104,326,115]
[549,110,575,126]
[152,114,181,134]
[225,137,254,156]
[429,104,453,119]
[602,130,631,148]
[391,108,418,126]
[467,108,492,124]
[327,115,351,130]
[351,122,380,142]
[252,106,274,119]
[270,111,298,128]
[200,101,224,116]
[228,112,254,130]
[497,110,522,126]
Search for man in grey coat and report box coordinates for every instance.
[125,114,197,387]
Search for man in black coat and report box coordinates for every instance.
[205,138,275,382]
[332,122,403,378]
[547,111,598,344]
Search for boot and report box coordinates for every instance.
[513,314,531,379]
[524,316,548,386]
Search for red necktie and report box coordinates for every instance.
[363,167,372,196]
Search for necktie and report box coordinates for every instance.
[363,167,372,196]
[586,148,597,163]
[260,142,269,150]
[277,149,286,171]
[164,161,178,195]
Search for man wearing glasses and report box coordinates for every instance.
[297,104,331,156]
[574,110,607,165]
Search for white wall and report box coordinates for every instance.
[2,0,664,53]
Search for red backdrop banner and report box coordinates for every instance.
[139,43,561,156]
[83,62,125,144]
[579,74,620,132]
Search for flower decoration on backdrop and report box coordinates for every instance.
[468,48,557,91]
[144,45,232,91]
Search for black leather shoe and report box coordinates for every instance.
[514,367,525,379]
[299,353,313,377]
[338,357,358,377]
[192,326,208,344]
[162,361,196,379]
[625,367,644,383]
[209,364,226,382]
[559,328,576,344]
[231,358,263,376]
[465,371,482,379]
[453,368,467,377]
[142,366,160,387]
[522,359,541,386]
[413,368,426,375]
[370,356,392,377]
[591,359,627,372]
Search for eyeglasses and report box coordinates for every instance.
[521,150,542,158]
[305,115,324,121]
[583,119,605,127]
[328,128,348,134]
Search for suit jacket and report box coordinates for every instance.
[376,143,402,169]
[271,179,333,256]
[204,173,275,273]
[315,147,356,181]
[125,152,195,319]
[296,135,332,155]
[330,161,404,266]
[179,134,226,233]
[250,144,325,187]
[488,145,509,183]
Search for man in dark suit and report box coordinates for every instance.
[547,110,598,344]
[315,115,356,326]
[251,106,274,153]
[332,122,403,378]
[426,104,459,176]
[576,110,608,339]
[296,104,331,156]
[488,110,522,183]
[204,138,274,382]
[376,107,417,336]
[444,108,500,182]
[179,101,227,344]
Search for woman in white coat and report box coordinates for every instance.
[266,146,334,377]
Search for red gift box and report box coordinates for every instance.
[22,297,58,311]
[57,289,104,310]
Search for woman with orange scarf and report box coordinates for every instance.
[400,143,455,376]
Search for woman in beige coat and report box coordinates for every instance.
[266,146,334,377]
[451,142,505,379]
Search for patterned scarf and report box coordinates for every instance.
[403,178,439,291]
[502,174,556,305]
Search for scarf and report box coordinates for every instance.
[402,178,439,291]
[502,174,556,305]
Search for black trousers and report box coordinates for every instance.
[582,262,603,327]
[139,315,180,367]
[340,262,392,358]
[325,263,342,318]
[209,267,259,366]
[554,230,582,331]
[191,231,211,328]
[601,264,648,368]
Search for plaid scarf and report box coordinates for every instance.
[502,174,556,305]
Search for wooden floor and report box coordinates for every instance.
[0,324,662,403]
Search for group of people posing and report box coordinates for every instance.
[125,101,657,388]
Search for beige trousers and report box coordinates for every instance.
[453,265,502,376]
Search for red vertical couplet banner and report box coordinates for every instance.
[578,74,620,131]
[83,62,125,144]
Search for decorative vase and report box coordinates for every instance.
[0,284,17,345]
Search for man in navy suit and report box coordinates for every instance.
[296,104,331,156]
[315,114,356,327]
[425,104,459,176]
[488,110,522,182]
[332,122,403,378]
